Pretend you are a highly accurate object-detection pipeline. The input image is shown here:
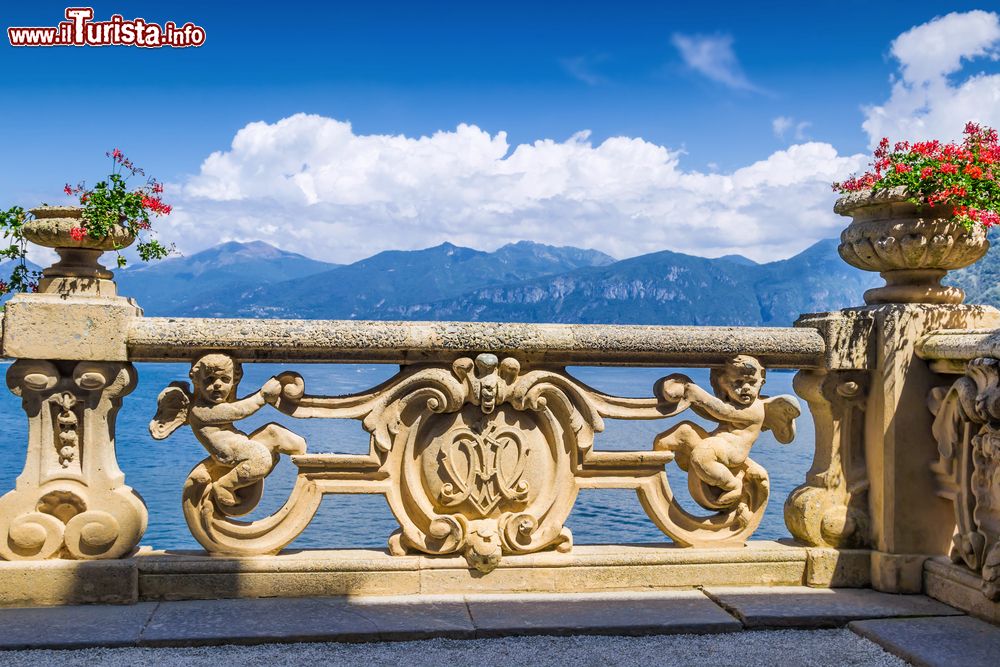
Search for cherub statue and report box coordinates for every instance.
[654,355,800,508]
[149,353,306,507]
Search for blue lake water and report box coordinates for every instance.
[0,363,812,551]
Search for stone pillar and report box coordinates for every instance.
[0,210,146,560]
[792,305,1000,592]
[863,305,1000,592]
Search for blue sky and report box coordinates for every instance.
[3,2,1000,263]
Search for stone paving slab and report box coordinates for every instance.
[850,615,1000,667]
[336,597,475,640]
[0,602,158,650]
[139,597,382,646]
[702,586,962,628]
[0,589,973,652]
[465,591,741,637]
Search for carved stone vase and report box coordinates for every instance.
[24,206,135,287]
[836,186,989,305]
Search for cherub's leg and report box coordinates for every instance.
[212,443,278,506]
[690,445,742,506]
[251,422,307,455]
[654,421,708,471]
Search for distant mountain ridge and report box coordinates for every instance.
[111,237,888,325]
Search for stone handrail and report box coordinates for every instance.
[125,318,825,366]
[917,328,1000,366]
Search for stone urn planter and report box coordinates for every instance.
[25,206,135,283]
[835,186,989,305]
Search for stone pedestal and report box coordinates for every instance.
[791,304,1000,593]
[0,213,147,562]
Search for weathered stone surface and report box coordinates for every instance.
[0,601,155,649]
[850,615,1000,667]
[0,558,137,605]
[796,309,876,371]
[702,586,961,628]
[924,557,1000,625]
[137,549,422,600]
[341,596,475,639]
[927,358,1000,601]
[785,367,871,549]
[805,548,871,588]
[2,293,141,361]
[126,318,825,367]
[835,186,989,305]
[132,543,810,602]
[917,327,1000,365]
[858,305,1000,591]
[0,361,147,562]
[139,597,381,646]
[465,591,740,636]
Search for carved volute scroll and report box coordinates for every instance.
[0,360,146,560]
[152,353,800,572]
[785,368,870,548]
[929,357,1000,600]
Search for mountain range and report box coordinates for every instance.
[102,237,889,326]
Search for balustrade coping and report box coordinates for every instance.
[123,317,826,367]
[917,328,1000,363]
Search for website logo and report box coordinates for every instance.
[8,7,206,48]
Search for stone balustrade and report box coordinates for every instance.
[0,229,998,627]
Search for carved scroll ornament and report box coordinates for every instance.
[0,360,146,560]
[929,358,1000,600]
[150,353,800,572]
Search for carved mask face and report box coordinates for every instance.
[724,368,764,406]
[196,364,234,404]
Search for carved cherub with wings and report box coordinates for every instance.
[654,355,800,507]
[149,353,306,506]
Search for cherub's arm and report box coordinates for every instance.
[683,384,757,425]
[192,392,267,424]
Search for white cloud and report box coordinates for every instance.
[671,33,758,91]
[890,10,1000,85]
[863,10,1000,145]
[170,114,864,264]
[772,116,811,141]
[166,14,1000,265]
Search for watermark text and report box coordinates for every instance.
[8,7,206,48]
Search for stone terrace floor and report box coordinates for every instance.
[1,587,999,666]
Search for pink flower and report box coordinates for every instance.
[69,227,87,241]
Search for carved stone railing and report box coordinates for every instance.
[3,298,824,572]
[3,231,1000,617]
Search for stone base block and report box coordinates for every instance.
[0,558,137,606]
[805,548,871,588]
[138,549,422,600]
[1,543,873,606]
[136,542,816,601]
[870,551,927,593]
[924,557,1000,625]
